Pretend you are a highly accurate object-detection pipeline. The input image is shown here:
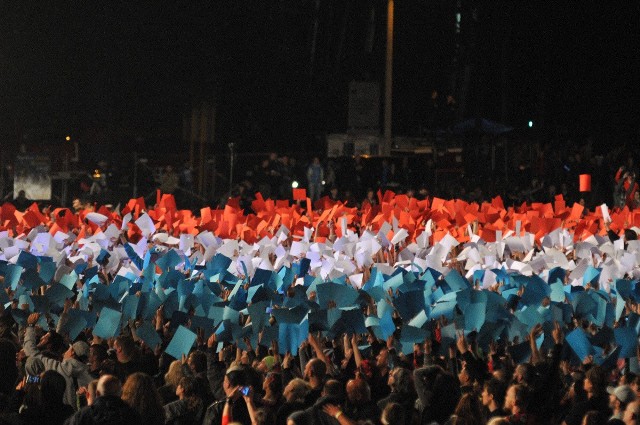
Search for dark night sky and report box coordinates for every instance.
[1,1,638,154]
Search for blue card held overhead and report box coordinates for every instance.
[121,295,140,322]
[444,269,470,292]
[380,311,396,340]
[38,261,57,284]
[155,249,183,271]
[615,279,633,299]
[583,266,601,286]
[272,305,309,325]
[59,272,79,291]
[399,325,429,354]
[16,250,38,270]
[251,268,274,287]
[5,264,24,291]
[566,328,594,361]
[383,273,405,292]
[464,302,486,332]
[45,283,75,307]
[165,325,197,359]
[22,269,46,290]
[316,282,358,309]
[207,253,232,274]
[136,321,163,350]
[93,307,123,339]
[614,327,639,359]
[340,308,367,335]
[395,290,426,321]
[247,301,270,334]
[278,319,309,356]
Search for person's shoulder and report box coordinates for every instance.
[61,405,92,425]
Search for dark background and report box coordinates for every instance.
[1,1,638,156]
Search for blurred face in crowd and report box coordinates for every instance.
[303,361,312,380]
[376,348,389,369]
[610,392,620,411]
[458,366,471,386]
[387,368,397,388]
[584,377,593,395]
[113,341,125,363]
[513,365,526,383]
[262,373,274,392]
[504,385,516,412]
[624,401,640,425]
[187,354,197,372]
[283,381,295,402]
[481,386,493,407]
[240,350,250,365]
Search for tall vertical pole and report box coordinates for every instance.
[382,0,394,156]
[198,103,208,196]
[133,151,138,198]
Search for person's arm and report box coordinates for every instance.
[281,351,298,385]
[528,324,543,365]
[308,333,332,371]
[23,313,42,357]
[56,299,72,335]
[350,334,363,369]
[322,404,357,425]
[123,242,144,270]
[298,340,311,373]
[242,389,260,425]
[386,336,400,369]
[535,322,565,424]
[206,334,228,401]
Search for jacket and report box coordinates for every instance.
[63,396,140,425]
[23,327,93,408]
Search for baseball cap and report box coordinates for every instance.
[607,385,636,405]
[72,341,90,359]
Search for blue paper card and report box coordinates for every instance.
[566,328,594,361]
[38,261,56,284]
[165,325,197,359]
[45,283,75,307]
[156,249,183,271]
[121,295,140,322]
[614,327,639,359]
[16,251,38,270]
[5,265,24,290]
[316,282,358,309]
[464,302,486,331]
[444,269,470,292]
[22,269,46,290]
[59,272,79,290]
[93,307,122,339]
[137,321,163,349]
[278,319,309,356]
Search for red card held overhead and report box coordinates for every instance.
[292,188,307,201]
[579,174,591,192]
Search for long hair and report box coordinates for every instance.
[122,372,165,425]
[178,376,203,412]
[390,367,415,396]
[452,393,484,425]
[164,360,184,388]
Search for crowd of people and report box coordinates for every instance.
[2,172,640,424]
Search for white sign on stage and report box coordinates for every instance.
[14,155,52,200]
